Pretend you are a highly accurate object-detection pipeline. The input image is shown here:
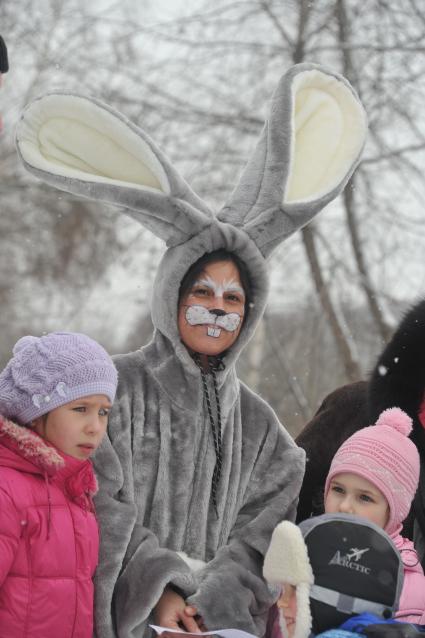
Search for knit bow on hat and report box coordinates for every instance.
[0,332,118,425]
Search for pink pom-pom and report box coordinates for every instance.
[376,407,412,436]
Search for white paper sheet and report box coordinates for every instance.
[150,625,258,638]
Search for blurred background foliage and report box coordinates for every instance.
[2,0,425,434]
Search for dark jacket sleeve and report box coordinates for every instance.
[295,381,368,523]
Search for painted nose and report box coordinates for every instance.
[210,308,226,317]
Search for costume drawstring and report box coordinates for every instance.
[43,471,52,540]
[195,354,224,517]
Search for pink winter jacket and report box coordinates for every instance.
[0,416,99,638]
[392,533,425,625]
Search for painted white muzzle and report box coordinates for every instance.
[185,305,242,338]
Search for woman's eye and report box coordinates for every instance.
[72,406,86,413]
[225,293,243,303]
[331,485,344,494]
[192,287,210,296]
[99,408,110,417]
[359,494,373,503]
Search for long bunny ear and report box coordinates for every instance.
[16,93,213,246]
[218,63,367,257]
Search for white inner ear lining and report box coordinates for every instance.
[18,97,170,193]
[284,70,366,204]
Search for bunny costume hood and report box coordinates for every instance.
[16,63,367,638]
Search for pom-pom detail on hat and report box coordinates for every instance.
[325,404,419,536]
[375,407,413,437]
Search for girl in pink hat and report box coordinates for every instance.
[0,332,118,638]
[324,407,425,625]
[266,408,425,638]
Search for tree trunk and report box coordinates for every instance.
[302,224,361,381]
[292,0,361,381]
[335,0,392,341]
[343,176,392,341]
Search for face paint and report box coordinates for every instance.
[194,275,245,300]
[178,259,246,356]
[185,305,242,338]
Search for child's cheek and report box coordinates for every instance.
[289,593,297,618]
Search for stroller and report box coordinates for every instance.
[263,514,425,638]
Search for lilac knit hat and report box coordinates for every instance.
[0,332,118,424]
[324,407,420,536]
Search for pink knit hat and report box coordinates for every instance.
[324,407,420,536]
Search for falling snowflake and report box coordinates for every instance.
[378,365,388,376]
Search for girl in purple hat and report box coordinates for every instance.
[0,331,118,638]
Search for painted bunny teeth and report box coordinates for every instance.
[207,327,221,338]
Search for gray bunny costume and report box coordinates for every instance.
[16,63,367,638]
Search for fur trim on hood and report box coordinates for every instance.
[0,415,98,514]
[0,415,64,474]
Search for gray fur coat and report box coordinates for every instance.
[93,333,304,637]
[92,219,308,637]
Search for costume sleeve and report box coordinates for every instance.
[93,396,198,638]
[0,487,20,587]
[187,408,305,636]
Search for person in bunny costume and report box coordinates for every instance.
[15,63,367,638]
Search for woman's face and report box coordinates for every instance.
[178,259,246,356]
